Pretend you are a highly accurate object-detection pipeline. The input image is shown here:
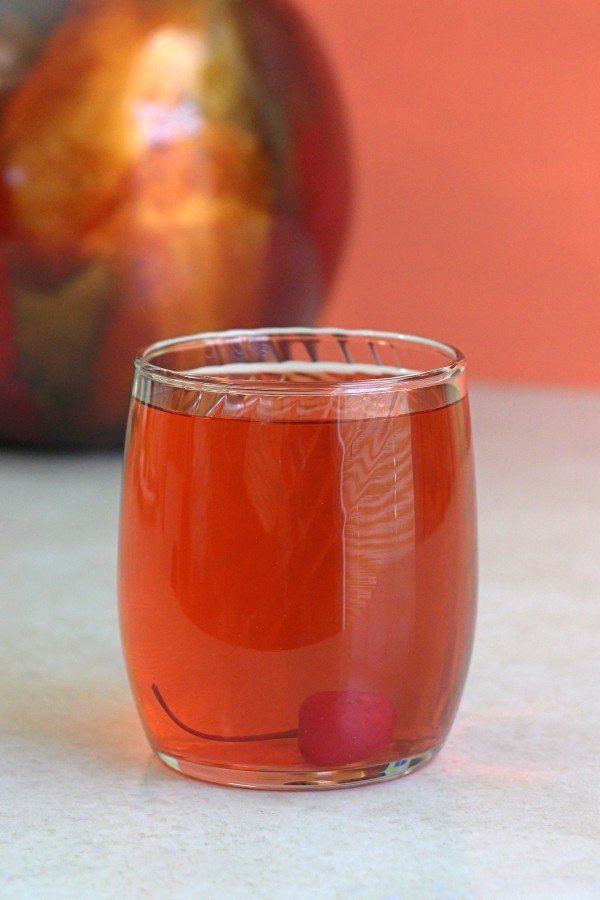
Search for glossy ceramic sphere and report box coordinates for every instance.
[0,0,351,446]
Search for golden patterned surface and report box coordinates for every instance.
[0,0,349,442]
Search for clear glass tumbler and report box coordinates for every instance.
[119,328,477,789]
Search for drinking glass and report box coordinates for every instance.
[119,328,477,789]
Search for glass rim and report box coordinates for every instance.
[135,327,466,395]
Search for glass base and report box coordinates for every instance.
[155,745,442,791]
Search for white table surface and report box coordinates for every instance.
[1,385,599,899]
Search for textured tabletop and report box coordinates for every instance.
[1,385,599,899]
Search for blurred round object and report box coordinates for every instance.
[0,0,351,446]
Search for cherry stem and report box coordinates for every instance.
[152,684,299,743]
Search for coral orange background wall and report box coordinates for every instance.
[300,0,599,387]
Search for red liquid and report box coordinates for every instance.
[119,390,477,779]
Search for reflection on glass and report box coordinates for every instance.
[129,28,206,151]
